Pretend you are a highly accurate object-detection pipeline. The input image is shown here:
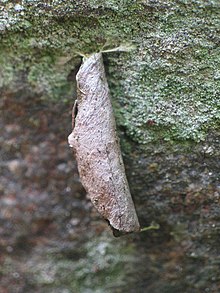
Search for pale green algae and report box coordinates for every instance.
[0,0,219,143]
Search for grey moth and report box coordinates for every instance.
[68,53,140,236]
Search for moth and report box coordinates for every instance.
[68,52,140,236]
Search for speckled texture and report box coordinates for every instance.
[124,130,220,292]
[1,1,220,292]
[0,92,135,293]
[0,0,219,142]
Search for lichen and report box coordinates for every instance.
[0,0,219,143]
[25,232,135,293]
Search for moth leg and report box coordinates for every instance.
[77,85,86,95]
[68,100,78,148]
[72,100,78,130]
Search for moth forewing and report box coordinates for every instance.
[68,53,140,235]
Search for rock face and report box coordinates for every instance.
[0,1,220,292]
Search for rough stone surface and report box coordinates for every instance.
[0,91,135,293]
[0,1,220,292]
[1,0,220,142]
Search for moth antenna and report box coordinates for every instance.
[74,51,88,60]
[101,43,136,54]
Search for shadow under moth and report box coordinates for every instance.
[68,52,140,236]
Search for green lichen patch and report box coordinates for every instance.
[108,44,220,143]
[25,233,136,293]
[106,3,220,143]
[0,0,220,142]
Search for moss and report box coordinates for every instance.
[0,0,219,143]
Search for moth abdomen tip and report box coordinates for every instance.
[106,219,140,237]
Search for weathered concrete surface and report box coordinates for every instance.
[0,1,220,292]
